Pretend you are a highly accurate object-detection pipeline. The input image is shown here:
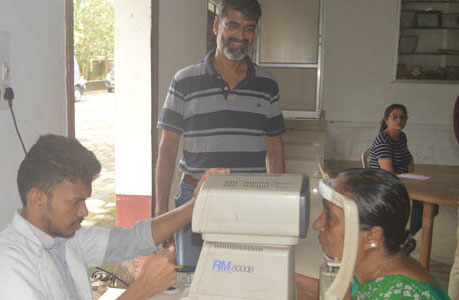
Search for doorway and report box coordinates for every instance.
[66,0,159,288]
[70,0,117,230]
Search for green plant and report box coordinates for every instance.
[74,0,114,79]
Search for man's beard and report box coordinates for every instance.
[42,206,83,238]
[217,35,251,61]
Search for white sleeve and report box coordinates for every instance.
[74,226,111,267]
[102,219,158,265]
[0,248,48,300]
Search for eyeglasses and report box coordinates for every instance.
[218,17,257,35]
[388,114,407,121]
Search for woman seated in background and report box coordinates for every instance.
[369,104,433,236]
[296,168,450,300]
[369,104,411,174]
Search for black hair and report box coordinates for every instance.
[17,134,101,206]
[218,0,262,22]
[337,168,415,256]
[380,104,408,132]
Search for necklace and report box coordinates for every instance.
[371,256,403,280]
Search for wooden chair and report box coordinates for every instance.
[361,147,414,172]
[361,148,371,168]
[409,154,415,173]
[317,161,330,179]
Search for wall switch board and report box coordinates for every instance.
[0,86,8,111]
[0,31,10,111]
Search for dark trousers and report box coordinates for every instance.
[409,200,439,235]
[174,180,203,272]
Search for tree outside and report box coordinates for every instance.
[74,0,114,80]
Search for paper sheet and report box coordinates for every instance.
[398,173,431,180]
[98,288,125,300]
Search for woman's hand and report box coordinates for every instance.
[295,273,319,300]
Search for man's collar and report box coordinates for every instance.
[203,51,218,75]
[19,211,57,250]
[204,50,255,78]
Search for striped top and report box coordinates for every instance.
[157,51,286,178]
[370,131,412,174]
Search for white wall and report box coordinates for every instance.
[158,0,207,107]
[157,0,207,206]
[0,0,455,230]
[0,0,66,228]
[114,0,153,196]
[323,0,459,165]
[114,0,207,198]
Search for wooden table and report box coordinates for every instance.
[148,276,191,300]
[99,282,190,300]
[400,168,459,270]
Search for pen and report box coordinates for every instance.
[174,265,184,270]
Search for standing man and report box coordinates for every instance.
[156,0,286,269]
[0,134,227,299]
[448,97,459,300]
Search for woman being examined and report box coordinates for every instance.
[296,168,450,300]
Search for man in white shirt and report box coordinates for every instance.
[0,134,227,300]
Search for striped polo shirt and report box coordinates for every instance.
[157,51,286,178]
[370,131,412,174]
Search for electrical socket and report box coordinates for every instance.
[0,85,9,111]
[2,64,9,81]
[0,31,10,111]
[0,31,11,109]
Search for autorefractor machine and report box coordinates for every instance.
[180,173,359,300]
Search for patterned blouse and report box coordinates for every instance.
[353,275,451,300]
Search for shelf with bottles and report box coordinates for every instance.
[397,0,459,81]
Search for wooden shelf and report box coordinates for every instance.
[399,51,459,55]
[403,1,458,3]
[398,1,459,82]
[403,26,459,29]
[395,79,459,83]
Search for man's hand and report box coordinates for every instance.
[162,237,175,249]
[119,247,177,300]
[155,206,169,218]
[149,168,231,248]
[193,168,231,198]
[266,135,285,174]
[140,247,177,294]
[155,130,181,217]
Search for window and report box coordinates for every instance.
[255,0,324,118]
